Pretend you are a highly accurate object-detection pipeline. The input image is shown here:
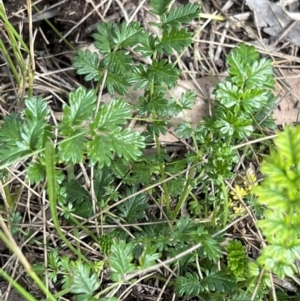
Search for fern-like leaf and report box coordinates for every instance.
[108,239,136,282]
[226,240,248,278]
[69,263,100,295]
[161,3,200,29]
[254,126,300,278]
[72,50,101,81]
[117,188,148,223]
[150,0,172,16]
[175,272,201,297]
[157,28,192,55]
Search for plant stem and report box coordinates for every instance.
[0,268,39,301]
[45,138,92,266]
[0,224,57,301]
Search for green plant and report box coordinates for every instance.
[0,0,291,300]
[254,126,300,279]
[0,2,33,98]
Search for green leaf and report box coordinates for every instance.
[226,240,248,278]
[254,126,300,279]
[113,22,143,48]
[226,42,274,90]
[117,189,148,223]
[175,122,194,139]
[72,50,101,81]
[104,50,133,74]
[22,119,46,150]
[64,179,91,204]
[229,42,259,65]
[70,263,100,295]
[168,177,186,197]
[88,127,145,167]
[93,98,131,130]
[124,162,155,185]
[137,93,169,116]
[179,90,196,109]
[161,3,200,29]
[174,216,197,241]
[108,239,136,282]
[138,244,161,269]
[245,58,275,89]
[157,28,192,55]
[175,272,201,297]
[240,88,268,113]
[93,22,116,55]
[135,32,157,58]
[110,128,145,161]
[26,159,45,183]
[58,87,96,163]
[147,120,168,136]
[130,65,152,90]
[150,59,180,88]
[0,113,23,145]
[58,131,87,164]
[10,211,22,236]
[106,72,130,95]
[201,270,236,293]
[93,165,115,203]
[214,81,241,108]
[271,125,300,166]
[24,96,50,121]
[200,236,222,262]
[150,0,172,16]
[0,100,52,166]
[62,87,97,126]
[87,135,113,167]
[87,99,145,166]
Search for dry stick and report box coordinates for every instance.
[59,0,109,42]
[26,0,35,97]
[42,190,49,295]
[0,216,57,301]
[127,0,147,24]
[273,20,297,47]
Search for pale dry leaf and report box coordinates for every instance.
[246,0,300,47]
[273,69,300,124]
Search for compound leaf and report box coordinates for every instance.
[150,59,180,88]
[94,98,131,129]
[110,128,145,161]
[106,72,130,95]
[70,263,100,295]
[72,50,101,81]
[93,22,116,55]
[245,58,274,89]
[157,28,192,55]
[114,22,143,48]
[104,50,133,74]
[25,96,50,121]
[117,189,148,223]
[58,128,87,164]
[150,0,172,16]
[175,272,201,297]
[87,135,114,167]
[201,270,236,293]
[62,87,97,126]
[161,3,200,28]
[109,239,136,282]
